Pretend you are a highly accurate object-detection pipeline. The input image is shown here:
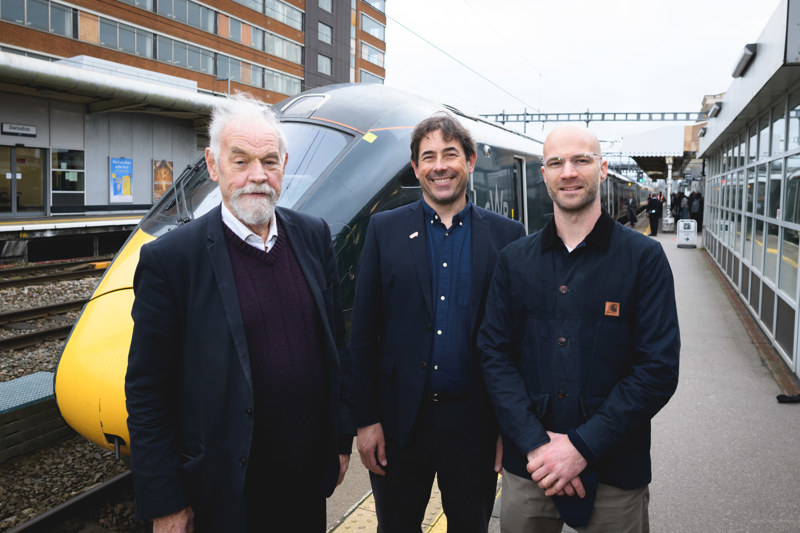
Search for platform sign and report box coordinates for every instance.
[110,158,133,204]
[677,219,697,248]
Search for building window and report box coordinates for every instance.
[319,0,332,12]
[318,21,332,44]
[318,54,331,75]
[266,0,302,30]
[52,150,85,192]
[362,0,384,12]
[359,69,383,84]
[251,27,264,51]
[360,13,384,40]
[360,41,384,67]
[229,17,242,43]
[26,0,49,32]
[233,0,265,13]
[266,33,302,64]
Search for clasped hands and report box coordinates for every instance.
[527,431,588,498]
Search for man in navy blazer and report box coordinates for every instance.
[125,94,353,532]
[350,113,526,532]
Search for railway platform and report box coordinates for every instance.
[0,213,141,263]
[325,222,800,533]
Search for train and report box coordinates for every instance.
[54,83,648,455]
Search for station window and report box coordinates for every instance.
[51,149,84,194]
[789,91,800,152]
[779,228,799,299]
[772,102,786,156]
[759,114,770,160]
[769,159,782,219]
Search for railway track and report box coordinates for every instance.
[0,263,107,290]
[0,300,88,351]
[7,471,139,533]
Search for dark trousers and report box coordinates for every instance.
[649,214,659,236]
[244,456,327,532]
[371,397,498,533]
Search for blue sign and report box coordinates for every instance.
[110,158,133,203]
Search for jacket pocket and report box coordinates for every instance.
[527,392,550,418]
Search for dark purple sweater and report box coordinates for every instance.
[224,222,328,476]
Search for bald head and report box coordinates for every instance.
[543,124,602,159]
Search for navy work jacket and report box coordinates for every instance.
[479,212,680,489]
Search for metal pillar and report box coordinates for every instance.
[663,157,675,233]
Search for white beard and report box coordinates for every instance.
[229,184,278,227]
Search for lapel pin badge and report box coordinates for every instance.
[409,231,419,239]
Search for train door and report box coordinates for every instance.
[0,146,46,216]
[470,147,527,226]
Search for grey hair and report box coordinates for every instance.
[207,92,288,161]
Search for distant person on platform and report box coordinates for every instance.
[626,192,637,228]
[350,112,526,532]
[479,124,680,532]
[647,192,661,236]
[125,93,354,532]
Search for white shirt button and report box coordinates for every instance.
[437,330,443,335]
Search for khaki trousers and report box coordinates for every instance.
[500,471,650,533]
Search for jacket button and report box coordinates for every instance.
[420,362,427,369]
[239,457,247,467]
[557,336,567,346]
[559,285,568,294]
[244,408,253,418]
[557,390,567,399]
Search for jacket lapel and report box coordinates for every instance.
[205,206,253,392]
[407,200,433,319]
[469,206,491,330]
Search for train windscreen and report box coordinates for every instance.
[277,122,353,208]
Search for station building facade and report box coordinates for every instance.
[701,0,800,379]
[0,0,386,218]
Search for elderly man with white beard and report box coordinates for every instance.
[125,93,354,533]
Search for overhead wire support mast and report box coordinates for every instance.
[480,111,710,126]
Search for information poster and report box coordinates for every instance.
[110,157,133,204]
[152,160,174,201]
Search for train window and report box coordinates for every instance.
[784,155,800,224]
[277,122,352,208]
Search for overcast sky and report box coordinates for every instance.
[383,0,780,146]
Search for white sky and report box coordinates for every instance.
[383,0,779,147]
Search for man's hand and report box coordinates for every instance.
[357,422,387,475]
[153,506,194,533]
[526,432,588,498]
[494,434,503,473]
[337,454,350,486]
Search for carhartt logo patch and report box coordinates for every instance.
[605,302,620,316]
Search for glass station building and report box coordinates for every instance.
[701,0,800,379]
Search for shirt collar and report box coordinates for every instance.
[422,196,472,228]
[220,202,279,251]
[542,210,615,251]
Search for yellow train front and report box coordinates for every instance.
[55,83,614,453]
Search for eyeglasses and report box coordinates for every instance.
[543,153,601,172]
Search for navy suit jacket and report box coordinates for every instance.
[349,199,526,446]
[125,205,353,531]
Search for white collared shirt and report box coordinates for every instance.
[220,202,278,252]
